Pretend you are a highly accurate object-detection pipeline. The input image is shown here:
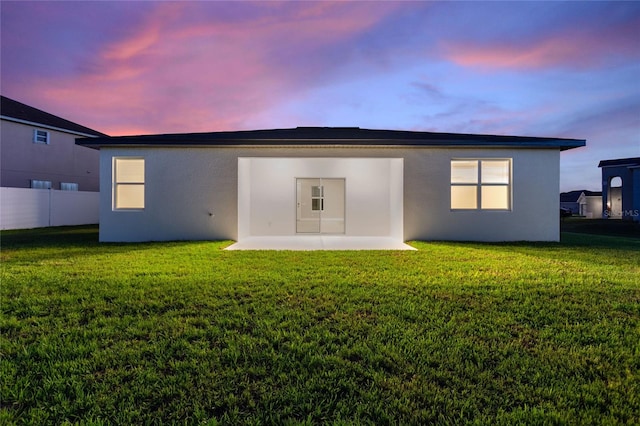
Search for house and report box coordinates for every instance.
[599,157,640,221]
[577,191,602,218]
[77,127,585,244]
[560,190,602,217]
[1,95,106,191]
[560,190,583,215]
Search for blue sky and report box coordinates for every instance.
[2,1,639,191]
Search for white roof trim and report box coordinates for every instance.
[0,115,101,138]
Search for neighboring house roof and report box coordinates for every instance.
[598,157,640,168]
[76,126,585,150]
[560,191,584,203]
[577,191,601,202]
[1,95,107,137]
[561,190,602,203]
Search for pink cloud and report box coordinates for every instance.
[443,17,640,70]
[18,2,404,136]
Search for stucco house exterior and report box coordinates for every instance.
[77,127,585,244]
[1,95,106,191]
[577,191,603,218]
[560,190,583,215]
[560,190,602,217]
[599,157,640,221]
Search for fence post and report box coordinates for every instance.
[49,188,52,227]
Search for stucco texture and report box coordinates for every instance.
[1,120,99,191]
[99,146,560,242]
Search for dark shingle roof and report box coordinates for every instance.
[560,190,602,202]
[560,191,583,202]
[598,157,640,168]
[77,126,585,150]
[1,95,107,137]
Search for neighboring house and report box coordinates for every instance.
[1,95,106,191]
[560,190,583,215]
[577,191,602,218]
[599,157,640,221]
[560,190,602,217]
[77,127,585,243]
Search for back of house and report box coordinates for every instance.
[77,127,585,244]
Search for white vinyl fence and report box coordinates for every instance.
[0,187,99,230]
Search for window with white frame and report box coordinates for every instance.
[61,182,79,191]
[33,129,50,144]
[31,179,52,189]
[113,157,145,210]
[451,159,511,210]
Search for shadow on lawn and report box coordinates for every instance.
[409,232,639,269]
[1,225,100,248]
[0,225,232,263]
[561,218,640,238]
[3,224,638,263]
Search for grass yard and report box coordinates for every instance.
[1,227,639,425]
[561,218,640,238]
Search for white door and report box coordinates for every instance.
[296,178,345,234]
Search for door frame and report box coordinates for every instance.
[295,177,346,234]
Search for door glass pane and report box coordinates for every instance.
[320,178,345,234]
[297,178,321,233]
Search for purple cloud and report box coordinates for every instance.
[1,1,638,191]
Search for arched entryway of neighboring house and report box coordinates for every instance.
[607,176,623,219]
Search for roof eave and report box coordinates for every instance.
[598,158,640,168]
[3,115,106,138]
[76,137,586,150]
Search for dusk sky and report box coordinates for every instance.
[2,1,639,192]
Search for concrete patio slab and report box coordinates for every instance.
[225,236,417,251]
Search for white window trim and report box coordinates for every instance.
[113,157,145,211]
[451,159,512,211]
[33,129,50,144]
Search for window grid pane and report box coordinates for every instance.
[451,185,478,209]
[116,185,145,209]
[451,161,479,183]
[481,160,510,184]
[311,185,324,211]
[115,158,145,183]
[481,185,510,209]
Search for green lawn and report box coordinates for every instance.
[1,226,639,425]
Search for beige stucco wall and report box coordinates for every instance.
[403,147,560,241]
[0,119,99,191]
[99,146,560,242]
